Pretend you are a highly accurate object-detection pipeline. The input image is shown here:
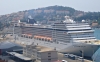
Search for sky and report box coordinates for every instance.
[0,0,100,15]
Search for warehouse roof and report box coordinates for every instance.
[0,41,21,49]
[7,52,32,61]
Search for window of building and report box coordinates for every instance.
[37,52,40,55]
[48,56,51,57]
[48,59,51,60]
[48,53,51,54]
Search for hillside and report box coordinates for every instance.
[0,5,84,23]
[75,12,100,24]
[0,5,100,25]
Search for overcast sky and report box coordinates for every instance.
[0,0,100,15]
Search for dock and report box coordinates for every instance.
[1,34,93,62]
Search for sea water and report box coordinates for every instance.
[94,29,100,40]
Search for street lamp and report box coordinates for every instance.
[31,55,34,62]
[13,24,15,36]
[92,46,94,62]
[80,50,84,62]
[82,50,84,62]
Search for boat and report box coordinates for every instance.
[13,16,100,58]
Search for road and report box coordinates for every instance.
[0,55,15,62]
[58,53,92,62]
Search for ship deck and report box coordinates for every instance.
[74,40,100,45]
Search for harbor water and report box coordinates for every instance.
[94,29,100,40]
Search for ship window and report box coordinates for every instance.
[48,40,50,42]
[42,38,44,41]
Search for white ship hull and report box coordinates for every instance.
[17,37,100,57]
[60,43,100,57]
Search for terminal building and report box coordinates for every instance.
[23,43,58,62]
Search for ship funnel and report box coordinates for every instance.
[63,16,75,23]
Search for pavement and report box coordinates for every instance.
[58,53,92,62]
[0,55,32,62]
[0,53,92,62]
[0,55,15,62]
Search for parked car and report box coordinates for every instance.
[77,57,83,61]
[62,60,68,62]
[68,54,76,60]
[64,54,69,57]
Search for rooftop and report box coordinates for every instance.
[7,52,32,61]
[34,45,56,52]
[0,41,21,49]
[26,45,56,52]
[38,47,56,52]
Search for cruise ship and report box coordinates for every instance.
[13,16,100,58]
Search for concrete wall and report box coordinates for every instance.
[39,51,58,62]
[40,51,58,59]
